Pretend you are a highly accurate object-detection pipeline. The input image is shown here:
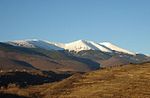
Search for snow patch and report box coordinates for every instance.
[100,42,136,55]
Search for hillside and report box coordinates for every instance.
[42,62,150,98]
[0,42,100,72]
[1,62,150,98]
[0,57,37,71]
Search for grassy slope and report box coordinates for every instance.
[1,63,150,98]
[43,63,150,98]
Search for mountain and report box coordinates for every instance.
[0,39,150,98]
[63,40,149,67]
[0,42,100,72]
[7,39,135,55]
[64,40,136,55]
[7,39,64,50]
[64,40,112,52]
[5,39,150,67]
[73,50,150,67]
[100,42,136,55]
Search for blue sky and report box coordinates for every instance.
[0,0,150,54]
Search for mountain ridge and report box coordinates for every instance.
[6,39,138,55]
[4,39,150,67]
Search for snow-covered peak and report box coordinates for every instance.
[6,39,136,55]
[8,40,36,48]
[100,42,136,55]
[7,39,64,50]
[65,40,93,51]
[28,40,64,50]
[65,40,112,52]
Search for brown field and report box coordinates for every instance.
[1,63,150,98]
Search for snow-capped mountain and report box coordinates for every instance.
[100,42,136,55]
[8,39,36,48]
[7,39,64,50]
[6,39,136,55]
[65,40,112,53]
[4,39,150,67]
[64,40,135,55]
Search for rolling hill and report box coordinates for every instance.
[1,62,150,98]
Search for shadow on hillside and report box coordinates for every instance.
[60,50,101,70]
[0,93,29,98]
[0,71,71,88]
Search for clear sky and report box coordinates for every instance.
[0,0,150,54]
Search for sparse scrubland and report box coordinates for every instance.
[1,62,150,98]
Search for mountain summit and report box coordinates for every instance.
[6,39,136,55]
[65,40,112,53]
[0,39,149,70]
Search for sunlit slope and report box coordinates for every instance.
[43,62,150,98]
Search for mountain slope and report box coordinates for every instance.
[0,42,100,72]
[0,57,37,71]
[100,42,136,55]
[41,62,150,98]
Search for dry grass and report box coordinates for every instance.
[43,63,150,98]
[1,63,150,98]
